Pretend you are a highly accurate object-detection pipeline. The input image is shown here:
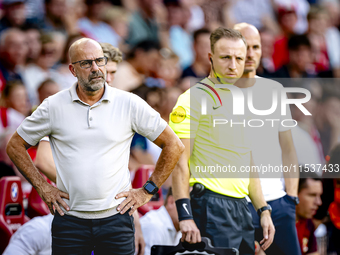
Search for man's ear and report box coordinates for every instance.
[69,64,77,77]
[208,52,213,64]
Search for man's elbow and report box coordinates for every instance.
[174,138,185,155]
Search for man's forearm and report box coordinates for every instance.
[280,130,299,197]
[149,136,184,188]
[7,132,48,192]
[249,176,267,211]
[282,149,299,197]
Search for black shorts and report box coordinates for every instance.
[191,188,255,255]
[52,211,135,255]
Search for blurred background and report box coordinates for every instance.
[1,0,340,254]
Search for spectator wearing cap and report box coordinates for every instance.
[296,170,323,255]
[0,28,28,91]
[111,40,161,91]
[272,34,315,78]
[78,0,120,47]
[181,28,210,79]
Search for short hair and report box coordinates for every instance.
[288,35,311,51]
[99,42,123,64]
[210,27,247,53]
[0,80,25,107]
[307,6,328,21]
[126,40,160,60]
[0,28,24,48]
[298,168,322,193]
[38,78,57,93]
[193,28,211,43]
[164,187,173,206]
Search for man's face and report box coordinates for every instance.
[194,33,210,64]
[289,46,312,72]
[297,179,323,219]
[2,31,28,66]
[242,29,262,74]
[26,29,42,60]
[39,82,60,103]
[139,49,159,76]
[46,0,67,19]
[70,43,106,92]
[106,61,117,87]
[5,3,26,26]
[209,38,246,84]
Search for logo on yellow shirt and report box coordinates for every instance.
[171,106,186,123]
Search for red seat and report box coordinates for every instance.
[132,165,164,215]
[0,176,27,253]
[27,188,50,218]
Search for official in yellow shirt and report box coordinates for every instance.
[170,27,275,255]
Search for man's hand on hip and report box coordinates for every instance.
[37,183,70,216]
[179,219,201,244]
[259,211,275,251]
[116,188,153,216]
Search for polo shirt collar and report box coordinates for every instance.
[69,82,111,103]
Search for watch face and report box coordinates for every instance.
[145,183,155,193]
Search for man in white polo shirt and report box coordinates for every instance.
[6,38,184,255]
[234,23,301,255]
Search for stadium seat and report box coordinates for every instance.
[132,165,164,215]
[0,176,27,253]
[27,187,50,218]
[151,237,239,255]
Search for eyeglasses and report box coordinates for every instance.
[72,57,108,69]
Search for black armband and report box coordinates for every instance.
[175,198,193,221]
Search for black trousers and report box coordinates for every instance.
[52,211,135,255]
[191,189,255,255]
[248,195,301,255]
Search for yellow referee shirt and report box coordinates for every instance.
[169,78,251,198]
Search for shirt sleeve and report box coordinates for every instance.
[131,94,167,142]
[169,89,200,139]
[279,86,293,132]
[3,220,49,255]
[17,99,51,146]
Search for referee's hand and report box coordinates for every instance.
[259,211,275,250]
[116,188,153,216]
[179,219,201,244]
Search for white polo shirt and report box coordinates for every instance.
[3,214,53,255]
[17,83,167,213]
[140,206,181,255]
[243,76,293,202]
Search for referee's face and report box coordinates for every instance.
[210,38,246,84]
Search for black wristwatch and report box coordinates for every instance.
[257,204,272,217]
[143,180,159,195]
[288,195,300,205]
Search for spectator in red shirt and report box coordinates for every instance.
[296,171,323,255]
[272,6,298,71]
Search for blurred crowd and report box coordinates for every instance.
[1,0,340,254]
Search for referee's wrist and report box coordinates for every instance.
[175,198,193,221]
